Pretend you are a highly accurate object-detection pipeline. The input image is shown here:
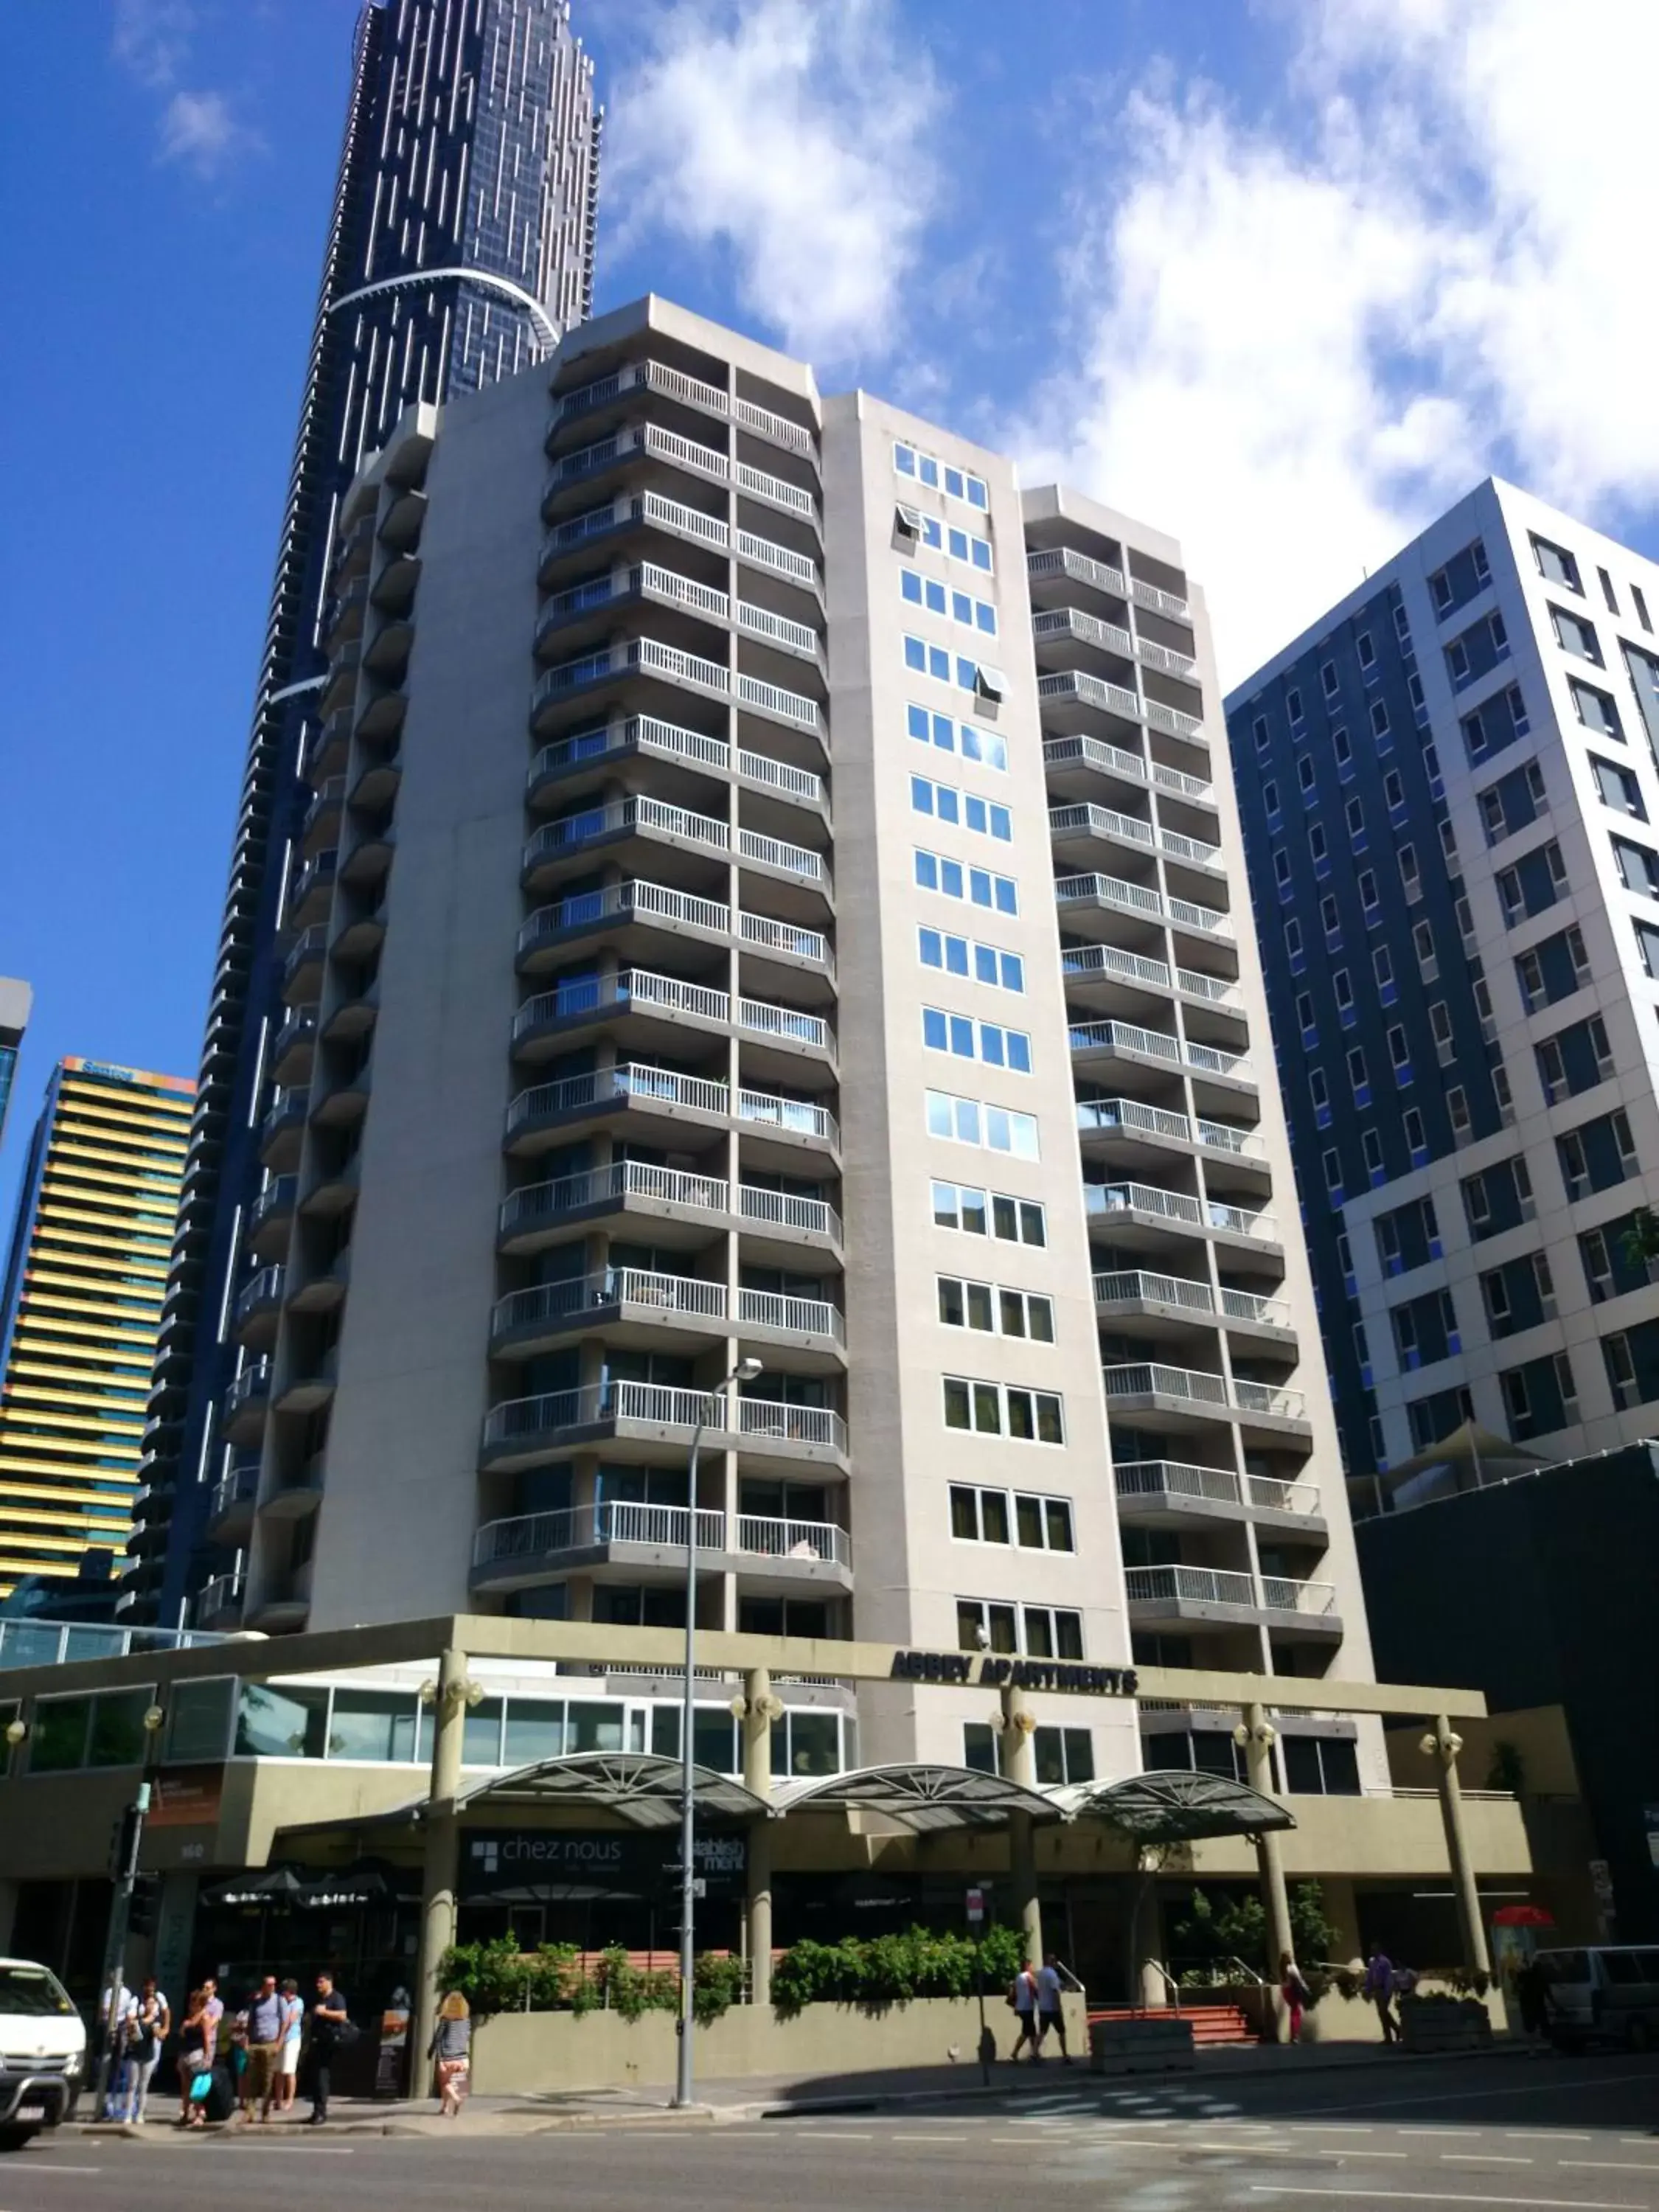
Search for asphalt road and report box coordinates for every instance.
[5,2053,1659,2212]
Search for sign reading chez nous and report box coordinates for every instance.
[888,1651,1138,1694]
[462,1829,746,1899]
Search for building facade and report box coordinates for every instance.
[1227,481,1659,1486]
[0,1062,193,1601]
[128,0,602,1625]
[188,293,1375,1800]
[0,979,29,1154]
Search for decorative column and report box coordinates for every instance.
[741,1665,780,2006]
[1241,1701,1293,2040]
[1424,1714,1491,1977]
[998,1680,1043,1965]
[412,1646,470,2086]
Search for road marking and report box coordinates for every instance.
[791,2130,872,2141]
[1560,2165,1659,2177]
[891,2135,967,2145]
[2,2163,103,2175]
[1295,2126,1379,2135]
[1621,2143,1659,2150]
[1402,2129,1488,2138]
[1274,2073,1659,2124]
[1444,2156,1537,2166]
[1511,2136,1593,2144]
[1251,2191,1641,2211]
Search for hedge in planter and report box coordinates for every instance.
[771,1924,1025,2016]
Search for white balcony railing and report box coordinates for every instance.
[1043,733,1214,806]
[1123,1563,1339,1623]
[1113,1458,1322,1517]
[737,1183,843,1242]
[739,824,827,882]
[473,1501,849,1572]
[1102,1363,1307,1421]
[1094,1269,1217,1316]
[518,881,830,972]
[1026,544,1128,599]
[499,1158,729,1236]
[737,1287,846,1342]
[1054,871,1231,938]
[737,1398,849,1452]
[1085,1179,1204,1228]
[1049,802,1221,870]
[503,1064,839,1148]
[234,1265,285,1324]
[1068,1020,1253,1084]
[483,1380,726,1447]
[522,791,731,867]
[531,633,823,735]
[492,1269,728,1337]
[737,1088,841,1147]
[1034,605,1135,658]
[551,358,818,459]
[529,712,824,805]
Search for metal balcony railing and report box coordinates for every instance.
[1041,734,1214,806]
[512,966,832,1052]
[530,712,824,805]
[531,634,823,735]
[1102,1363,1307,1420]
[208,1461,262,1522]
[195,1571,245,1625]
[737,1287,846,1342]
[493,1269,728,1335]
[737,1088,840,1145]
[1113,1458,1320,1517]
[1124,1565,1335,1617]
[1054,872,1230,937]
[1049,803,1221,870]
[234,1266,285,1324]
[736,1183,842,1242]
[1026,544,1129,599]
[736,1399,848,1452]
[503,1064,839,1147]
[500,1158,730,1235]
[472,1500,849,1572]
[1034,605,1136,658]
[551,358,818,459]
[250,1175,298,1233]
[484,1380,726,1447]
[1068,1021,1253,1084]
[223,1361,271,1416]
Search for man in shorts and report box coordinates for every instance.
[241,1975,287,2122]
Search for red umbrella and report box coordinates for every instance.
[1492,1904,1555,1927]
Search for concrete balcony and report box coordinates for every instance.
[1054,871,1231,947]
[258,1087,310,1172]
[220,1360,271,1445]
[1093,1269,1293,1344]
[1102,1361,1310,1439]
[528,633,824,752]
[204,1459,261,1543]
[470,1500,849,1598]
[521,793,830,915]
[535,560,823,673]
[1061,943,1243,1023]
[1026,543,1131,607]
[248,1175,298,1260]
[270,1009,317,1087]
[194,1570,245,1631]
[304,709,354,787]
[1038,668,1206,754]
[1113,1458,1328,1537]
[489,1267,845,1371]
[512,967,836,1086]
[248,1559,313,1635]
[1048,802,1222,877]
[549,358,819,467]
[285,849,337,933]
[504,1063,841,1172]
[1068,1018,1255,1096]
[498,1157,843,1264]
[301,777,346,856]
[1075,1096,1271,1192]
[232,1264,286,1349]
[1042,733,1214,812]
[273,1347,338,1417]
[528,709,826,823]
[480,1380,848,1474]
[541,420,819,538]
[281,927,327,1006]
[517,880,832,998]
[287,1250,350,1316]
[1124,1563,1340,1640]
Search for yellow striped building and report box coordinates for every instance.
[0,1059,192,1599]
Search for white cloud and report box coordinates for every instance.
[605,0,942,366]
[1017,0,1659,686]
[112,0,196,90]
[158,88,243,176]
[111,0,257,178]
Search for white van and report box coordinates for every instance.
[0,1958,85,2148]
[1534,1945,1659,2052]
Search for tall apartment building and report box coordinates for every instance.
[1226,480,1659,1489]
[0,979,29,1152]
[0,1062,193,1600]
[190,293,1377,1793]
[129,0,602,1623]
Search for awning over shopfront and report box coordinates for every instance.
[1060,1768,1297,1842]
[771,1763,1066,1832]
[445,1750,772,1829]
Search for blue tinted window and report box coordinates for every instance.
[971,540,992,571]
[995,878,1018,916]
[924,1008,949,1050]
[929,646,951,681]
[980,1025,1004,1066]
[974,945,998,984]
[949,528,969,560]
[990,805,1012,841]
[970,869,992,907]
[905,636,925,671]
[965,794,987,833]
[901,570,922,605]
[932,713,954,751]
[919,928,942,967]
[953,591,973,625]
[1000,953,1024,991]
[925,579,947,615]
[956,656,977,689]
[907,703,929,742]
[936,786,960,824]
[946,936,970,975]
[919,456,939,487]
[1006,1032,1032,1074]
[950,1015,975,1057]
[941,858,964,897]
[914,850,938,889]
[911,775,933,814]
[967,479,989,509]
[976,603,997,634]
[895,443,917,476]
[922,518,942,549]
[945,466,966,498]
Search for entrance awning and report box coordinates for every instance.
[448,1750,771,1829]
[771,1762,1068,1832]
[1059,1768,1296,1841]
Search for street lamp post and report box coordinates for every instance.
[674,1352,762,2110]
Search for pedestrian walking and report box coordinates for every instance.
[119,1978,170,2123]
[1364,1945,1399,2045]
[176,1988,215,2128]
[1279,1951,1312,2044]
[240,1973,288,2122]
[428,1992,472,2117]
[276,1979,305,2111]
[306,1972,352,2124]
[1034,1952,1074,2064]
[97,1980,136,2118]
[1008,1959,1042,2062]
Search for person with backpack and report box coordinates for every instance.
[1008,1959,1042,2062]
[1279,1950,1312,2044]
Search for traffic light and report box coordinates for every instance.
[128,1876,159,1940]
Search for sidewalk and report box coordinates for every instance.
[74,2037,1527,2138]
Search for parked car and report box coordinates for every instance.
[1534,1945,1659,2052]
[0,1958,85,2149]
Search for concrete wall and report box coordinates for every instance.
[467,1990,1089,2093]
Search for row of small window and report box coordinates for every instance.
[926,1088,1040,1159]
[900,568,998,634]
[1251,694,1402,754]
[1528,532,1655,632]
[955,1597,1083,1657]
[1265,755,1423,830]
[964,1722,1095,1787]
[1372,1191,1653,1307]
[1274,833,1439,910]
[949,1481,1073,1549]
[914,845,1019,914]
[919,926,1024,994]
[911,773,1012,841]
[895,504,995,571]
[894,440,990,509]
[1307,1023,1422,1114]
[931,1179,1048,1248]
[908,702,1008,772]
[923,1005,1032,1073]
[904,634,1008,703]
[944,1375,1065,1444]
[938,1275,1055,1341]
[1291,919,1447,1020]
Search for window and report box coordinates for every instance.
[1297,754,1317,793]
[1422,735,1442,790]
[1592,757,1646,818]
[1531,534,1581,591]
[914,846,1018,915]
[1557,1108,1638,1200]
[1346,797,1366,844]
[1500,1351,1578,1441]
[906,703,1009,773]
[1321,660,1340,698]
[1357,631,1376,669]
[1323,1147,1343,1192]
[1332,725,1352,768]
[903,635,1007,701]
[1359,869,1380,915]
[1362,1127,1385,1176]
[937,1276,1055,1342]
[1636,919,1659,978]
[919,927,1024,992]
[1263,779,1280,819]
[1309,823,1328,865]
[943,1377,1065,1444]
[1309,1068,1329,1117]
[1399,843,1421,898]
[1413,920,1439,978]
[1287,686,1304,725]
[922,1006,1032,1073]
[1295,990,1316,1037]
[1371,700,1391,741]
[1447,1086,1471,1141]
[926,1089,1039,1158]
[1571,680,1623,739]
[1273,847,1292,888]
[1552,604,1602,664]
[1387,1023,1411,1071]
[1613,836,1659,899]
[1346,1046,1369,1096]
[1394,600,1413,639]
[1403,1105,1426,1155]
[1635,584,1653,634]
[1321,894,1340,941]
[1472,539,1491,584]
[1429,1000,1453,1058]
[898,569,998,636]
[1333,967,1354,1012]
[1284,917,1303,963]
[950,1484,1074,1550]
[932,1180,1046,1246]
[956,1598,1082,1658]
[910,773,1012,841]
[894,501,923,544]
[1374,945,1395,992]
[1383,769,1404,812]
[894,440,989,509]
[1439,817,1458,863]
[1252,714,1270,753]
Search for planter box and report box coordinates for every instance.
[1089,2015,1194,2074]
[469,1992,1090,2094]
[1399,1997,1493,2053]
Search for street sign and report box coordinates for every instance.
[966,1885,985,1924]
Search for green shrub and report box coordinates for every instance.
[693,1953,748,2025]
[771,1924,1025,2016]
[437,1933,531,2020]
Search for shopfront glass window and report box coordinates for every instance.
[327,1689,419,1762]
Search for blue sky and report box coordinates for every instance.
[2,0,1657,1237]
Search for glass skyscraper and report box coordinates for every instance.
[0,981,29,1157]
[125,0,601,1623]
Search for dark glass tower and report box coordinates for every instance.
[125,0,600,1623]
